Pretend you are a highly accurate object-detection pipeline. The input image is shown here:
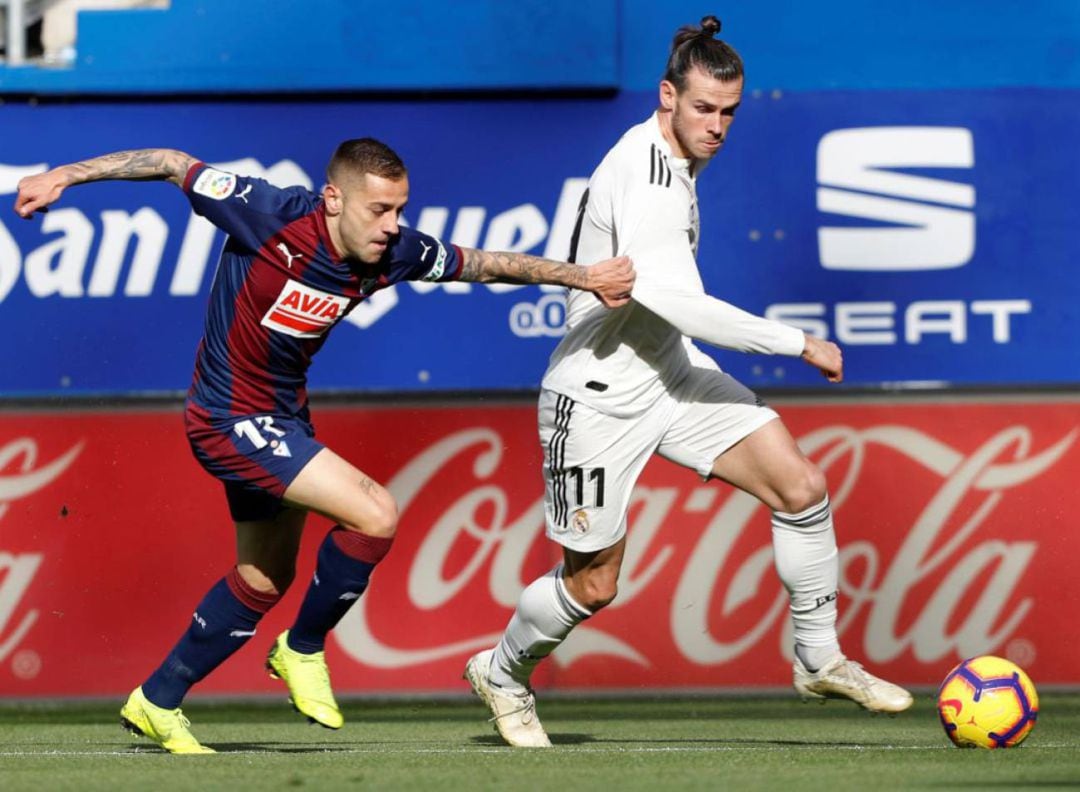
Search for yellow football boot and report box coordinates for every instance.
[266,630,344,729]
[120,686,215,754]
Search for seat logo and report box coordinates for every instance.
[817,127,975,270]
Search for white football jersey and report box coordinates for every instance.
[542,112,805,417]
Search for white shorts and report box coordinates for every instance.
[539,368,778,553]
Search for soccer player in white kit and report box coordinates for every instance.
[464,14,913,747]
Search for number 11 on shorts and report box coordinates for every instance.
[567,466,605,507]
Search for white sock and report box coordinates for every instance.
[489,565,591,692]
[772,496,841,671]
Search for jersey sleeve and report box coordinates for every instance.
[389,226,463,283]
[615,166,805,357]
[182,162,316,252]
[613,171,698,283]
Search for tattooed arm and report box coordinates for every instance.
[14,149,198,218]
[458,247,635,308]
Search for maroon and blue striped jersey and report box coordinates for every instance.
[182,163,463,416]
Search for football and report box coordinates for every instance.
[937,655,1039,749]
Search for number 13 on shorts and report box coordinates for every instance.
[233,416,291,457]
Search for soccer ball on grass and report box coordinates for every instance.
[937,655,1038,749]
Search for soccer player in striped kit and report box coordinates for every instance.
[14,139,634,753]
[464,16,913,748]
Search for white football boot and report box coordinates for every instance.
[464,649,552,747]
[794,653,913,714]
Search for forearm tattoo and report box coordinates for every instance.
[66,149,197,184]
[460,248,588,288]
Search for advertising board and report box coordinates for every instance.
[2,90,1076,395]
[1,398,1075,696]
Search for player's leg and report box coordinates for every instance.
[465,390,659,747]
[281,446,397,647]
[265,446,397,729]
[655,362,910,713]
[490,538,626,687]
[123,500,305,754]
[707,418,842,663]
[703,402,911,713]
[465,540,624,748]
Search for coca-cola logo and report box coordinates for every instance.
[335,422,1074,672]
[0,437,83,667]
[674,424,1074,666]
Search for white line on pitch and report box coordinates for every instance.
[1,743,1074,757]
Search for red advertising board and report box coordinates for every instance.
[0,398,1077,697]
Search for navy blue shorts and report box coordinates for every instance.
[185,401,325,522]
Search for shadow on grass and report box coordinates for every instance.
[206,742,359,753]
[114,740,358,754]
[469,733,899,749]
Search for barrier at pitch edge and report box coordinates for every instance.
[0,89,1076,395]
[0,400,1076,696]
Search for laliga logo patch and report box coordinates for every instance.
[571,509,591,535]
[261,281,350,338]
[192,168,238,201]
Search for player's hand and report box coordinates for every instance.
[14,168,69,219]
[801,334,843,383]
[587,256,635,308]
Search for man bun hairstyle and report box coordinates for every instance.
[327,137,407,184]
[663,14,743,91]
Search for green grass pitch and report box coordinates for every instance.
[1,694,1078,790]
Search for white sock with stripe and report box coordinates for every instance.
[771,496,841,671]
[489,565,591,692]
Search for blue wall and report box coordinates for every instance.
[620,1,1080,90]
[0,0,618,93]
[1,1,1078,93]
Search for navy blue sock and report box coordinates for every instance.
[288,527,393,654]
[142,569,278,709]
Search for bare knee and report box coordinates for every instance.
[775,462,828,515]
[236,563,294,597]
[340,485,398,539]
[566,570,619,612]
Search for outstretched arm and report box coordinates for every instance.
[14,148,198,218]
[633,283,844,382]
[457,247,635,308]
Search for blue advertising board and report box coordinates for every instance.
[0,90,1076,395]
